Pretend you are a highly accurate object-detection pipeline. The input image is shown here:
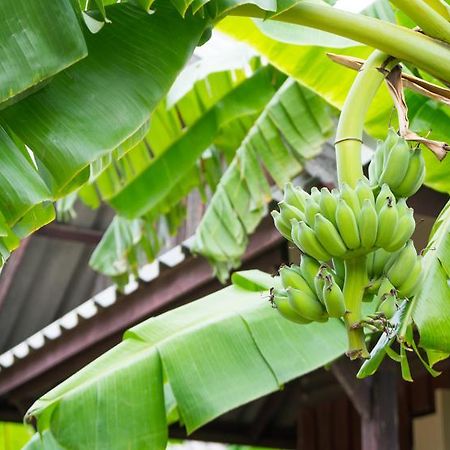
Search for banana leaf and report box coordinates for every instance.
[0,0,87,108]
[26,271,346,449]
[193,78,334,280]
[413,199,450,353]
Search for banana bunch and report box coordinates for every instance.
[272,180,416,261]
[270,256,347,324]
[368,129,425,198]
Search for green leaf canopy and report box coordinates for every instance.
[0,2,207,197]
[27,271,346,449]
[0,0,87,108]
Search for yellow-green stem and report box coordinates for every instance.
[390,0,450,44]
[344,257,370,359]
[230,2,450,83]
[335,51,394,188]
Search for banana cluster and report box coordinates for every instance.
[368,129,425,199]
[270,256,347,324]
[272,180,416,261]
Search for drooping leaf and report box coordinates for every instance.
[1,3,208,198]
[0,0,87,108]
[413,200,450,353]
[27,272,346,448]
[192,78,334,280]
[108,66,280,218]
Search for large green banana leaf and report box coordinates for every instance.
[25,271,346,449]
[218,16,450,193]
[0,422,33,450]
[108,66,279,218]
[413,199,450,353]
[193,78,334,280]
[0,3,207,198]
[0,0,87,108]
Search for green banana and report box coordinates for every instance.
[304,198,321,227]
[299,255,321,292]
[378,136,411,189]
[287,287,328,322]
[271,211,292,241]
[394,147,425,198]
[322,274,346,318]
[310,186,322,204]
[375,196,398,249]
[291,220,332,262]
[332,258,345,288]
[397,256,423,298]
[341,183,361,216]
[280,265,315,295]
[319,188,339,226]
[358,198,378,250]
[283,182,307,212]
[377,289,397,319]
[375,184,395,212]
[314,265,328,304]
[387,240,418,288]
[279,201,305,223]
[355,178,375,206]
[336,199,360,250]
[368,140,386,185]
[314,214,347,257]
[385,202,415,252]
[371,248,392,278]
[271,288,312,324]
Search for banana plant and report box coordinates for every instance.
[1,0,450,448]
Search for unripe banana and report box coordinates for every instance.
[271,211,292,241]
[291,220,331,262]
[386,240,418,288]
[314,214,347,257]
[377,289,397,319]
[375,184,395,212]
[310,186,322,204]
[368,141,385,186]
[378,136,411,189]
[299,255,321,292]
[314,265,328,304]
[335,199,360,250]
[341,183,361,217]
[332,258,345,288]
[322,274,346,318]
[271,288,312,324]
[394,147,425,198]
[304,198,321,227]
[358,198,378,250]
[287,287,328,322]
[319,188,338,226]
[371,248,392,278]
[375,196,398,249]
[355,178,375,207]
[278,201,305,223]
[283,182,307,212]
[384,203,415,252]
[397,256,423,298]
[280,265,314,295]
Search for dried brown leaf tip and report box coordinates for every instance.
[386,65,449,161]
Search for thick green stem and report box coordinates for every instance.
[230,2,450,83]
[390,0,450,44]
[344,257,370,360]
[335,51,393,188]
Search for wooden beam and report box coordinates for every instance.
[0,237,30,310]
[0,217,285,396]
[36,223,103,245]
